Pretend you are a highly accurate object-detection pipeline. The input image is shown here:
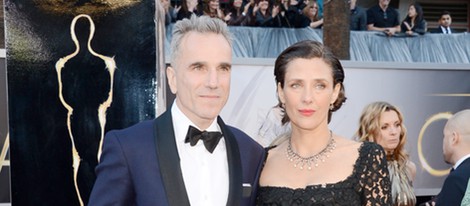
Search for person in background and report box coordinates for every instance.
[256,40,392,205]
[350,0,367,31]
[177,0,200,20]
[254,0,282,27]
[430,11,454,34]
[225,0,253,26]
[356,101,416,206]
[299,0,323,28]
[162,0,180,25]
[89,16,265,206]
[201,0,228,20]
[400,2,427,36]
[431,109,470,206]
[367,0,400,36]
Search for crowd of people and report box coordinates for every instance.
[162,0,459,35]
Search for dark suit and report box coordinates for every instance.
[435,157,470,206]
[88,110,265,206]
[430,26,455,34]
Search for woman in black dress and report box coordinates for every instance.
[256,40,392,205]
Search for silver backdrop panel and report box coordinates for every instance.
[221,60,470,196]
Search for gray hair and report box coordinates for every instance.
[170,15,233,67]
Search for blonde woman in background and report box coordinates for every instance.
[357,101,416,206]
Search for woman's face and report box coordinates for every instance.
[309,3,318,16]
[408,5,416,18]
[278,58,339,131]
[187,0,198,8]
[209,0,219,10]
[233,0,243,8]
[376,110,401,153]
[259,0,269,10]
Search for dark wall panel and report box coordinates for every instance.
[4,1,158,205]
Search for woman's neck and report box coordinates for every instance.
[290,127,331,156]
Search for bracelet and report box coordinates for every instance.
[242,12,246,16]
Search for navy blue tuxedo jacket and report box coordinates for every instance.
[430,26,455,34]
[436,157,470,206]
[88,110,265,206]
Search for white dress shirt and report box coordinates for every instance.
[171,102,229,206]
[440,26,452,34]
[454,153,470,170]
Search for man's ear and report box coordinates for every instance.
[166,66,177,94]
[451,131,460,146]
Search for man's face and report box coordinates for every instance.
[167,32,232,129]
[379,0,390,8]
[439,14,452,27]
[442,123,454,165]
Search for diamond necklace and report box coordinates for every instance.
[286,131,336,170]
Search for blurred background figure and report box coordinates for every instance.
[177,0,200,20]
[202,0,227,20]
[357,101,416,206]
[367,0,400,36]
[162,0,180,25]
[254,0,282,27]
[430,11,454,34]
[299,0,323,28]
[349,0,367,31]
[400,2,427,35]
[225,0,253,26]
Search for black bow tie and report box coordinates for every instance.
[185,125,222,153]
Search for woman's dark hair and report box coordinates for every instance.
[405,2,424,25]
[274,40,346,124]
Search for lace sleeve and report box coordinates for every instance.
[358,142,392,206]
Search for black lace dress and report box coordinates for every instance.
[256,141,392,206]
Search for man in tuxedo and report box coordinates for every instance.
[425,109,470,206]
[431,11,454,34]
[88,15,265,206]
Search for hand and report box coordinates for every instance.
[243,1,251,13]
[224,12,232,21]
[272,5,280,17]
[175,5,181,13]
[383,28,396,36]
[217,8,224,19]
[252,3,260,15]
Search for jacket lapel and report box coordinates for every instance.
[218,116,242,206]
[154,111,190,206]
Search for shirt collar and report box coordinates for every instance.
[171,100,221,143]
[454,153,470,169]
